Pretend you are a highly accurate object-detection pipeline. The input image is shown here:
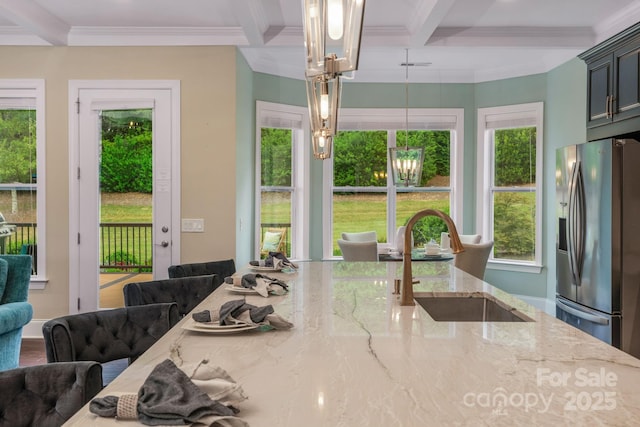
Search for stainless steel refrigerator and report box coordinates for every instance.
[556,138,640,359]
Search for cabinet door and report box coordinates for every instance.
[614,40,640,122]
[586,55,613,128]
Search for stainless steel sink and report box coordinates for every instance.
[414,292,534,322]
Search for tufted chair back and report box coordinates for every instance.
[42,303,179,380]
[167,258,236,288]
[0,361,102,427]
[123,274,217,317]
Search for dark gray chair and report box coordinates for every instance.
[42,303,179,385]
[123,275,217,317]
[0,361,102,427]
[168,258,236,288]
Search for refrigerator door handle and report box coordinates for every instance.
[567,161,585,286]
[557,299,610,325]
[575,161,586,283]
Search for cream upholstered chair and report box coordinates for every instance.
[458,234,482,244]
[454,241,493,280]
[337,239,379,261]
[341,231,377,243]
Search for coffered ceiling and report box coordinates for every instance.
[1,0,639,82]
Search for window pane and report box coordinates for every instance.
[332,192,387,256]
[260,127,293,258]
[333,131,387,187]
[402,130,450,187]
[260,190,291,257]
[493,191,535,261]
[0,109,37,260]
[396,192,450,246]
[261,128,292,186]
[494,127,536,187]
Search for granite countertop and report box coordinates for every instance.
[64,261,640,426]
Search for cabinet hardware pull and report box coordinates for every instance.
[609,95,615,118]
[605,95,611,119]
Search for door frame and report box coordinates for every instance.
[68,80,181,313]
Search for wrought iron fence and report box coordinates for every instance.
[3,222,153,273]
[5,222,292,272]
[100,223,152,272]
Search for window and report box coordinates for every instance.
[255,102,310,260]
[0,80,45,284]
[476,102,543,272]
[324,108,464,258]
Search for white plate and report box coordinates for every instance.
[225,285,259,294]
[182,320,259,334]
[248,265,282,272]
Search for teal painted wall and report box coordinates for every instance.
[544,58,587,299]
[244,61,588,300]
[474,73,548,297]
[236,50,255,266]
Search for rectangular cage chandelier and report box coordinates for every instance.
[302,0,366,159]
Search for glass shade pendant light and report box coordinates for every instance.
[389,49,424,187]
[302,0,366,159]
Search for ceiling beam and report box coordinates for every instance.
[0,0,69,45]
[408,0,457,47]
[230,0,272,45]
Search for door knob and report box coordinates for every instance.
[161,241,169,247]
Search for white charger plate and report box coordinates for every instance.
[225,285,259,294]
[248,265,282,272]
[182,319,258,334]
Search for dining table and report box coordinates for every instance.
[63,261,640,426]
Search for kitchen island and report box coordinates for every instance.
[64,261,640,426]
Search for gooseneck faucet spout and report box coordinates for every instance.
[400,209,464,306]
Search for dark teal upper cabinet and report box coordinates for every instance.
[580,23,640,141]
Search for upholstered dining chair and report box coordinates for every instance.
[458,234,482,244]
[168,258,236,288]
[337,239,379,261]
[454,241,494,280]
[42,303,179,385]
[0,361,102,427]
[341,231,377,242]
[123,275,217,317]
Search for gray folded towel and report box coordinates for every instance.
[89,359,248,426]
[224,273,288,297]
[193,299,293,330]
[249,252,298,269]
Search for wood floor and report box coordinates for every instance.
[99,272,152,308]
[19,338,47,367]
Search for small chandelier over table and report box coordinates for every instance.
[389,48,424,187]
[302,0,366,160]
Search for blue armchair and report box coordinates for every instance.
[0,255,33,371]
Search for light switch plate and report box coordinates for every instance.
[182,218,204,232]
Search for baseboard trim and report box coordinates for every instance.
[23,320,46,339]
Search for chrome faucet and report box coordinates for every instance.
[400,209,465,306]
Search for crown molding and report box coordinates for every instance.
[68,26,249,46]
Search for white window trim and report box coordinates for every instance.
[322,107,464,260]
[0,79,47,288]
[255,101,310,261]
[476,102,543,273]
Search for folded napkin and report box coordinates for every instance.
[249,251,298,270]
[193,299,293,330]
[224,273,288,297]
[89,358,248,427]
